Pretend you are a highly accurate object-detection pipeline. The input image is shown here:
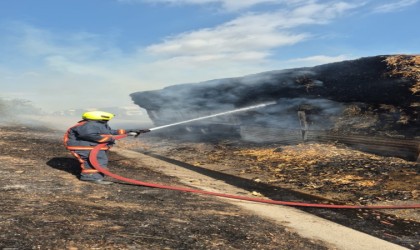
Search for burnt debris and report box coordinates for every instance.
[130,55,419,160]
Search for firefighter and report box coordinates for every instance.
[63,111,148,184]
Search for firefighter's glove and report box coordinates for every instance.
[128,129,151,137]
[107,137,116,145]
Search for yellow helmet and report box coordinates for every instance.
[82,111,115,121]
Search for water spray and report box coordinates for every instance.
[149,101,276,131]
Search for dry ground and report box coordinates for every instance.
[118,134,420,249]
[0,125,328,250]
[1,125,419,249]
[121,136,420,220]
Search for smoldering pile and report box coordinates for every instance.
[131,55,419,161]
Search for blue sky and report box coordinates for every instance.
[0,0,419,112]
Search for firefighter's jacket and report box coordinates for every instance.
[64,120,126,151]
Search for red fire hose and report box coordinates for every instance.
[89,134,420,209]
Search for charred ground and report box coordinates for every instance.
[1,123,419,249]
[0,126,328,250]
[119,134,420,249]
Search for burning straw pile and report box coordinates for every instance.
[129,54,420,209]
